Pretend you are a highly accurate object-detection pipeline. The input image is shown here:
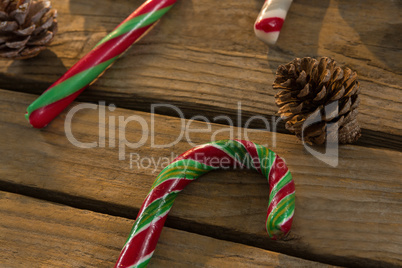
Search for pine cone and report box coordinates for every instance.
[273,57,361,145]
[0,0,57,59]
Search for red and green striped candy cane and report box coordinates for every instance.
[25,0,177,128]
[115,139,295,268]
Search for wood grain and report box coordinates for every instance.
[1,191,334,267]
[1,89,401,267]
[0,0,400,149]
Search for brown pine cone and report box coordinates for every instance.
[0,0,57,59]
[273,57,361,145]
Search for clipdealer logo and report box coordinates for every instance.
[64,102,339,167]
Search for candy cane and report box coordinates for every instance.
[254,0,293,45]
[115,139,295,267]
[25,0,177,128]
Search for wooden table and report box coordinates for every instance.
[1,0,401,267]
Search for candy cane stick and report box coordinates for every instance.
[254,0,293,45]
[25,0,177,128]
[115,139,295,268]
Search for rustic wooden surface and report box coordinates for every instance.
[1,90,401,267]
[1,191,334,267]
[0,0,401,267]
[0,0,401,149]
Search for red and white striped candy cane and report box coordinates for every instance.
[254,0,293,45]
[115,139,295,267]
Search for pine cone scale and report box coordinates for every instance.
[19,44,41,56]
[0,11,7,19]
[29,1,51,23]
[6,35,28,47]
[297,84,309,98]
[13,3,30,25]
[16,23,34,35]
[296,70,307,85]
[329,86,345,101]
[0,46,21,57]
[339,98,352,116]
[313,85,326,101]
[0,20,17,30]
[345,82,359,97]
[350,96,360,109]
[28,30,52,45]
[0,0,57,59]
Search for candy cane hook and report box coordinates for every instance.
[115,139,295,267]
[254,0,293,45]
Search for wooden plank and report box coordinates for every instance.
[0,0,400,149]
[0,89,401,267]
[1,191,333,267]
